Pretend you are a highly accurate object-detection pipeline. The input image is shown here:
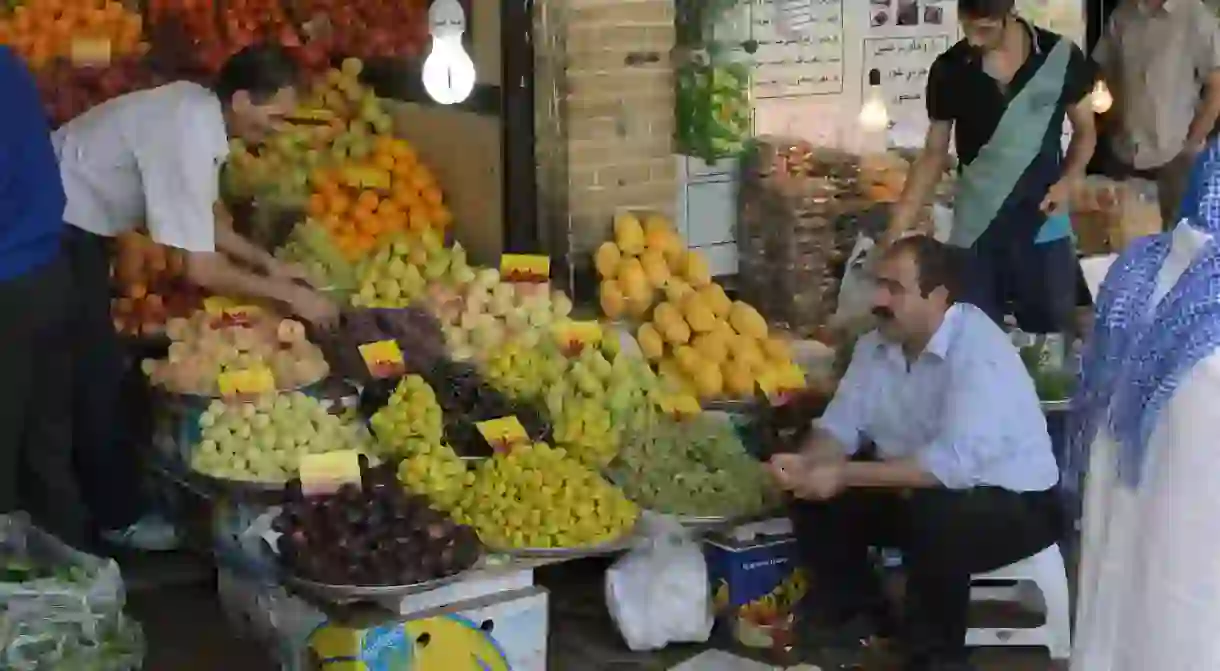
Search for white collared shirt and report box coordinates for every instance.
[817,303,1060,492]
[53,81,229,252]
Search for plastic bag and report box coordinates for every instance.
[605,514,713,651]
[830,232,876,330]
[0,513,143,670]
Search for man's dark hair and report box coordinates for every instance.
[214,44,300,104]
[958,0,1014,19]
[881,234,963,303]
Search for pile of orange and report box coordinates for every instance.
[0,0,146,70]
[306,136,452,261]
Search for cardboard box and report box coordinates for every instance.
[307,587,549,671]
[216,567,548,671]
[704,519,807,625]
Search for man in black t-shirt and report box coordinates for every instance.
[887,0,1096,335]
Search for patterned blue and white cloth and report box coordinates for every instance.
[1068,139,1220,491]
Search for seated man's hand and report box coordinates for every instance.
[795,463,847,500]
[768,455,847,500]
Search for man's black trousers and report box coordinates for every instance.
[789,485,1061,662]
[64,227,144,531]
[0,253,88,546]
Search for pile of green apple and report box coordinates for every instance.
[191,392,374,484]
[350,231,475,308]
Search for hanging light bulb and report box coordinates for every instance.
[1090,79,1113,114]
[859,68,889,132]
[422,0,476,105]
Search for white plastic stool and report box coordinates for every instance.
[964,543,1071,660]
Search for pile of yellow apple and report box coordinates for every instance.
[638,289,798,401]
[596,211,709,320]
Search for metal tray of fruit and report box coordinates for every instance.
[487,525,639,559]
[186,469,288,502]
[701,398,758,415]
[283,560,485,604]
[1041,399,1071,413]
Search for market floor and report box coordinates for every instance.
[122,554,1059,671]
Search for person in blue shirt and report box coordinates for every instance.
[769,235,1061,671]
[0,45,88,547]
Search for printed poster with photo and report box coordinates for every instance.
[866,0,950,32]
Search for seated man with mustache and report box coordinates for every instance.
[769,235,1060,671]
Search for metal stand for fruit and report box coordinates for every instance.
[486,525,640,558]
[283,561,486,605]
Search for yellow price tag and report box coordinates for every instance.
[476,416,529,453]
[757,367,803,406]
[217,367,275,398]
[298,450,362,496]
[357,340,405,379]
[343,166,391,190]
[203,296,239,316]
[551,320,602,354]
[499,254,550,283]
[69,38,111,67]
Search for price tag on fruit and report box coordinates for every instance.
[757,366,805,406]
[358,340,406,379]
[69,38,112,67]
[476,416,529,453]
[217,367,276,399]
[552,320,602,354]
[499,254,550,283]
[298,450,362,497]
[203,296,238,315]
[222,305,262,326]
[344,166,391,191]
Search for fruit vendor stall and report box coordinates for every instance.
[0,1,842,665]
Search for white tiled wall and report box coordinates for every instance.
[675,155,740,276]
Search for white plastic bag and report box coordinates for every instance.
[830,233,876,330]
[605,514,713,651]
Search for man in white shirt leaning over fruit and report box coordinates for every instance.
[53,44,338,551]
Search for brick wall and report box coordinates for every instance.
[535,0,678,284]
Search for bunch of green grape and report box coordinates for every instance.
[369,375,445,458]
[610,414,775,517]
[451,443,639,549]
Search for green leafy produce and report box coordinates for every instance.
[608,414,776,518]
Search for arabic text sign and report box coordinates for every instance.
[753,0,846,98]
[861,36,951,132]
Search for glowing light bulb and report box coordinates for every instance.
[859,68,889,133]
[422,0,476,105]
[1090,80,1113,115]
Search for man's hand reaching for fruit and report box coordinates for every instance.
[287,285,339,329]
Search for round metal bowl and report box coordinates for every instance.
[1041,399,1071,413]
[485,524,638,558]
[283,560,484,604]
[186,469,287,504]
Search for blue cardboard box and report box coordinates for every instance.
[705,519,808,625]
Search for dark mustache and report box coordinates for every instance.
[872,306,893,320]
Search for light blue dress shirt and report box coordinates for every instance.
[817,303,1060,492]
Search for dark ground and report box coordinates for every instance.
[120,552,1059,671]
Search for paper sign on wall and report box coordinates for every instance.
[752,0,846,99]
[860,35,951,142]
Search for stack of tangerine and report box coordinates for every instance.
[306,137,451,261]
[0,0,146,69]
